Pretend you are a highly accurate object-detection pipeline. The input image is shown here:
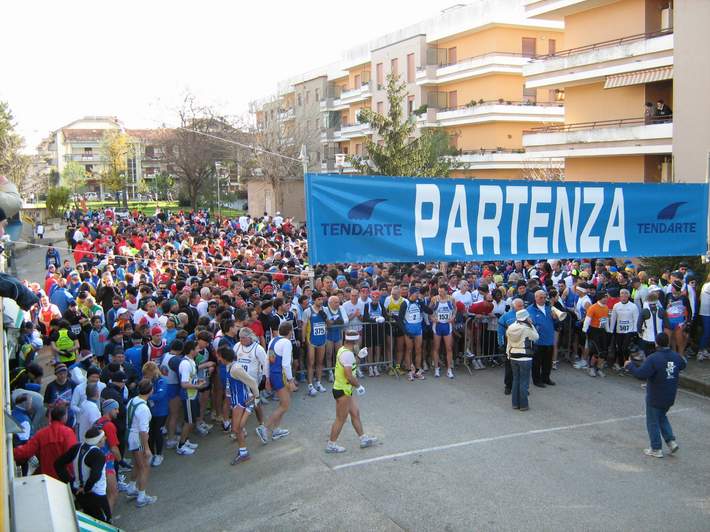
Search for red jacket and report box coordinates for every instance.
[13,420,78,479]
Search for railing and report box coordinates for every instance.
[523,115,672,134]
[535,28,673,60]
[64,153,104,162]
[459,148,527,155]
[438,100,564,112]
[418,51,527,71]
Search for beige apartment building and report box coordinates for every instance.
[522,0,709,183]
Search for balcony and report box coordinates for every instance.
[419,100,564,127]
[320,128,344,144]
[340,121,373,139]
[417,52,531,85]
[320,83,371,112]
[65,153,103,162]
[523,116,672,157]
[525,29,673,89]
[451,148,564,170]
[277,108,295,122]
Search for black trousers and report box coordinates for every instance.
[533,345,554,384]
[504,358,512,388]
[149,415,167,455]
[77,492,112,523]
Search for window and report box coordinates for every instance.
[355,143,362,155]
[354,74,360,88]
[406,53,415,83]
[342,146,349,155]
[376,101,384,114]
[85,164,93,174]
[315,117,320,130]
[448,90,457,109]
[315,88,320,101]
[297,94,302,106]
[391,57,399,77]
[376,63,384,86]
[548,39,556,55]
[523,86,537,103]
[83,147,92,154]
[407,95,415,115]
[145,146,155,158]
[447,47,457,65]
[305,91,310,104]
[522,37,536,58]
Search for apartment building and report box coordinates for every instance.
[521,0,701,183]
[37,116,170,197]
[254,0,567,179]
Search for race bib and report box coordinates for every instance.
[618,321,630,333]
[313,323,326,336]
[437,312,450,322]
[70,325,82,335]
[408,310,421,322]
[599,317,608,329]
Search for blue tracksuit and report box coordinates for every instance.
[527,304,555,346]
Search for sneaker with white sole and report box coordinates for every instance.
[596,369,606,378]
[373,365,380,377]
[272,427,290,440]
[256,425,269,444]
[316,381,327,393]
[195,425,209,436]
[307,384,317,397]
[356,367,364,379]
[588,367,597,377]
[434,367,440,378]
[151,455,164,467]
[125,488,139,499]
[474,359,485,370]
[415,369,425,380]
[359,435,377,448]
[327,370,334,383]
[230,451,250,465]
[407,371,414,382]
[136,494,158,508]
[176,444,195,455]
[668,440,679,454]
[552,360,559,370]
[368,366,375,377]
[199,422,214,431]
[117,480,130,493]
[422,361,429,372]
[165,438,178,449]
[325,442,346,453]
[644,448,663,458]
[182,440,198,450]
[447,368,454,379]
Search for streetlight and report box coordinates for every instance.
[215,160,222,219]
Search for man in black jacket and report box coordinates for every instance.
[101,372,127,459]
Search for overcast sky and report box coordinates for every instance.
[2,0,458,152]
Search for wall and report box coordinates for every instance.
[433,26,564,59]
[450,122,531,150]
[450,168,526,179]
[294,76,328,171]
[672,0,710,183]
[565,155,645,182]
[565,82,645,123]
[246,177,305,221]
[437,74,527,104]
[564,0,646,50]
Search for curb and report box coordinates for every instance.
[679,374,710,397]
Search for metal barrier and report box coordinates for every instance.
[460,315,505,373]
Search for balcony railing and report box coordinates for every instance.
[523,115,672,134]
[459,148,527,155]
[438,100,563,112]
[65,153,104,162]
[535,28,673,60]
[418,51,526,70]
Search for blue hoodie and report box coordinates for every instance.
[628,347,686,408]
[149,376,169,417]
[527,304,555,346]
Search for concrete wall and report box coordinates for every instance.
[294,76,327,171]
[450,168,526,179]
[565,82,645,122]
[433,26,564,58]
[565,155,645,182]
[437,74,529,104]
[672,0,710,183]
[246,178,305,221]
[564,0,646,49]
[450,122,531,150]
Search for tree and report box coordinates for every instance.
[100,129,134,208]
[154,171,175,200]
[348,74,456,177]
[46,186,71,217]
[61,161,87,195]
[0,101,31,188]
[158,95,240,211]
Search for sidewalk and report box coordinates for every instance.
[680,358,710,396]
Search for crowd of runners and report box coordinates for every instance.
[8,206,710,524]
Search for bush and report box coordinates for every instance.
[46,187,71,217]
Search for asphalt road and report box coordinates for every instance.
[15,242,710,532]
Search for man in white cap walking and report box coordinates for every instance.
[325,330,378,453]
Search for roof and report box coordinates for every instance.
[61,129,106,141]
[126,129,163,141]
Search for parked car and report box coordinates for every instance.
[102,193,113,201]
[114,208,130,219]
[85,192,98,201]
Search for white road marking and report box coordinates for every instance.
[332,408,694,471]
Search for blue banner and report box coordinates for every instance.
[305,174,709,264]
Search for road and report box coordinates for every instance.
[15,243,710,532]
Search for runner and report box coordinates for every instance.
[301,292,328,397]
[582,291,611,377]
[610,288,639,370]
[430,284,456,379]
[398,287,433,381]
[124,379,157,508]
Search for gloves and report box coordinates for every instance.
[357,347,368,359]
[375,316,385,324]
[356,385,366,396]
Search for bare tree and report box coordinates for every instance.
[521,156,564,181]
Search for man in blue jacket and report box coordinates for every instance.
[625,332,686,458]
[527,290,557,387]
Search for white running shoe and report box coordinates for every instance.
[308,384,318,397]
[373,365,380,377]
[272,427,290,440]
[356,367,364,379]
[415,369,425,380]
[368,366,375,377]
[151,455,164,467]
[199,421,214,431]
[588,367,597,377]
[668,440,679,454]
[316,381,327,393]
[422,361,429,372]
[434,367,440,378]
[447,368,454,379]
[136,494,158,507]
[176,445,195,456]
[327,370,334,383]
[182,440,198,450]
[165,438,178,449]
[644,448,663,458]
[596,369,606,378]
[195,425,209,436]
[117,480,130,493]
[552,360,559,371]
[325,442,346,453]
[359,435,377,448]
[407,371,414,382]
[474,359,485,370]
[256,425,269,444]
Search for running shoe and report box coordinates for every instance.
[182,440,199,450]
[222,421,232,432]
[196,425,209,436]
[165,438,178,449]
[199,421,214,431]
[136,494,158,508]
[415,369,425,380]
[612,363,622,372]
[230,451,250,465]
[256,425,269,444]
[596,369,606,378]
[573,359,589,369]
[447,368,454,379]
[668,440,679,454]
[316,381,327,393]
[327,370,334,383]
[307,384,318,397]
[644,448,663,458]
[176,444,195,455]
[464,351,475,359]
[160,426,168,435]
[125,487,139,499]
[407,371,414,382]
[372,365,380,377]
[325,442,346,453]
[359,435,377,448]
[117,480,130,493]
[422,361,429,372]
[272,427,290,440]
[229,433,238,441]
[588,367,597,377]
[552,360,559,371]
[356,367,364,379]
[151,455,164,467]
[368,366,375,377]
[474,359,485,370]
[434,367,440,378]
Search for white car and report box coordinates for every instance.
[114,208,130,219]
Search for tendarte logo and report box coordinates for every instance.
[321,198,403,237]
[637,201,697,234]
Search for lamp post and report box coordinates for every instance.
[215,160,222,219]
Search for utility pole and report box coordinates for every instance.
[215,161,222,220]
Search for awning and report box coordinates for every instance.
[604,66,673,89]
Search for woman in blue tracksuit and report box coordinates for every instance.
[398,287,432,382]
[143,361,169,466]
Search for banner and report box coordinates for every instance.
[305,174,709,264]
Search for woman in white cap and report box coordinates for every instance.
[326,330,377,453]
[505,309,539,411]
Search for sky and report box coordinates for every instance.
[2,0,459,152]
